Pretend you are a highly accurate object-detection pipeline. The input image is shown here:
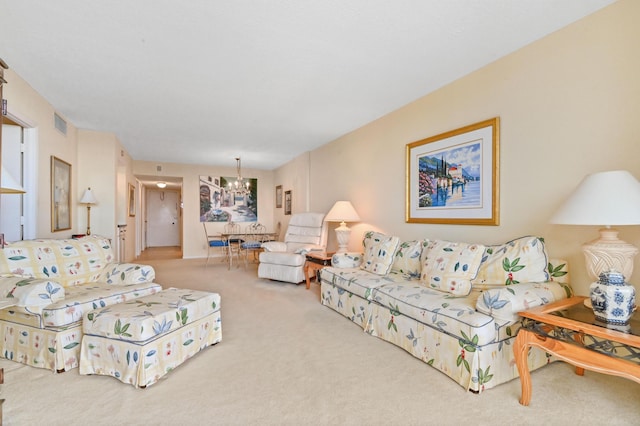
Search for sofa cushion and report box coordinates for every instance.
[320,267,410,300]
[471,236,549,290]
[0,236,116,287]
[420,240,484,296]
[42,282,163,328]
[361,232,400,276]
[0,276,65,307]
[391,240,424,279]
[475,281,572,322]
[331,252,363,268]
[372,282,498,346]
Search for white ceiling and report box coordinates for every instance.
[0,0,616,171]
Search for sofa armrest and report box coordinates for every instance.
[0,276,65,307]
[331,252,363,268]
[476,281,573,322]
[98,263,156,285]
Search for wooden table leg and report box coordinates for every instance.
[513,330,535,406]
[304,263,312,289]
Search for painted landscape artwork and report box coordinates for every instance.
[406,117,499,225]
[417,141,482,209]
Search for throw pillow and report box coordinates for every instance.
[471,236,549,289]
[361,231,400,276]
[391,240,424,279]
[420,240,485,296]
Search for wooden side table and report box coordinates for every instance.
[514,296,640,406]
[304,252,334,289]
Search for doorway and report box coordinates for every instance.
[145,189,180,247]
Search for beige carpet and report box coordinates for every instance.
[1,257,639,425]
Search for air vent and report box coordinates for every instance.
[54,113,67,135]
[156,165,162,172]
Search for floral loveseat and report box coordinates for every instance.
[0,235,161,371]
[319,233,571,393]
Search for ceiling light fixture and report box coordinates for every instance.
[228,157,250,195]
[156,182,167,189]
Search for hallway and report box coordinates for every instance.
[136,246,182,261]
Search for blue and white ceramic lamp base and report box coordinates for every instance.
[590,270,636,326]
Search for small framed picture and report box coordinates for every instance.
[284,190,292,215]
[128,183,136,217]
[276,185,283,208]
[51,156,72,232]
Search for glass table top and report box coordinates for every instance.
[550,300,640,336]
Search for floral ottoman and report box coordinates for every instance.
[79,288,222,388]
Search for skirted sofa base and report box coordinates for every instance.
[321,280,562,392]
[319,234,572,393]
[80,288,222,388]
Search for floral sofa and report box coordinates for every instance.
[0,235,161,371]
[319,232,571,393]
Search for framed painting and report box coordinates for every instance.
[405,117,500,225]
[128,183,136,217]
[275,185,283,208]
[284,190,292,215]
[199,175,258,222]
[51,156,71,232]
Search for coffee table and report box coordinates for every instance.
[514,296,640,406]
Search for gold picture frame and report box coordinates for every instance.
[275,185,283,208]
[405,117,500,225]
[51,156,72,232]
[128,183,136,217]
[284,190,292,215]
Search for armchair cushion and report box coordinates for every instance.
[259,252,305,267]
[261,241,288,252]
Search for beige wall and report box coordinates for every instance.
[3,69,79,238]
[300,0,640,296]
[4,0,639,295]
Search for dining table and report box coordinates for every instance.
[219,231,278,269]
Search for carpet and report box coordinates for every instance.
[1,258,638,425]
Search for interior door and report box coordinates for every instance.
[146,189,180,247]
[1,124,23,241]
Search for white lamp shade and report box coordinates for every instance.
[80,187,98,204]
[325,201,361,223]
[1,166,25,194]
[550,170,640,226]
[157,182,167,188]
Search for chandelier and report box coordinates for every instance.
[229,157,250,194]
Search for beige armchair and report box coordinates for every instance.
[258,212,327,284]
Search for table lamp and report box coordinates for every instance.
[325,201,360,253]
[550,170,640,282]
[80,187,98,235]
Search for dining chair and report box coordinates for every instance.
[224,222,243,269]
[203,222,228,266]
[240,223,267,268]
